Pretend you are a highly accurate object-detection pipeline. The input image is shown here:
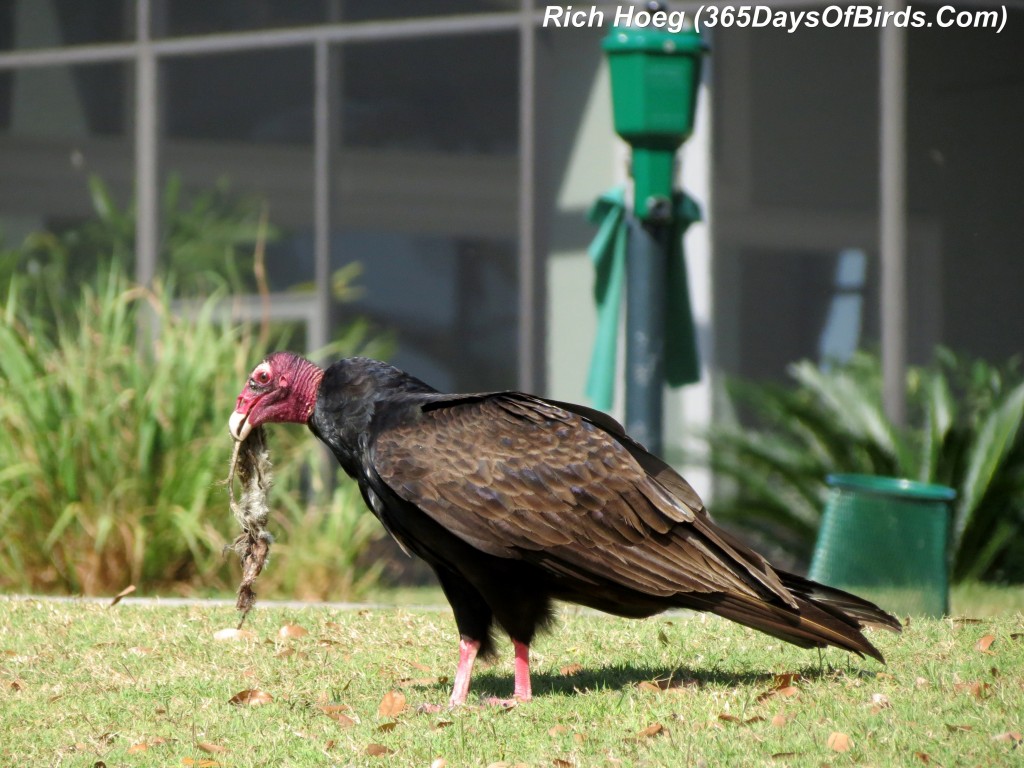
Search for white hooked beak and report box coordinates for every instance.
[229,410,253,442]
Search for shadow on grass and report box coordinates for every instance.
[406,661,843,701]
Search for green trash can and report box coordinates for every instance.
[808,474,955,617]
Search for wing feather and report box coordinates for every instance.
[372,394,794,605]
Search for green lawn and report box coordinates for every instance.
[1,597,1022,767]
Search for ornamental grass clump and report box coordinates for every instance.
[0,266,258,593]
[0,264,385,598]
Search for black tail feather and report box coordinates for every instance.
[675,573,901,663]
[777,571,903,634]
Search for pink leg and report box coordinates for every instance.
[512,639,532,702]
[481,640,533,708]
[448,638,480,706]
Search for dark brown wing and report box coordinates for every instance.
[371,393,796,606]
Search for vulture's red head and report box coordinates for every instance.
[229,351,324,441]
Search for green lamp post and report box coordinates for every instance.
[603,24,705,220]
[601,15,706,454]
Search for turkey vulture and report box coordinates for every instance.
[229,353,900,706]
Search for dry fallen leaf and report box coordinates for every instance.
[553,760,573,768]
[127,743,149,754]
[954,681,991,699]
[197,742,227,754]
[975,634,996,653]
[637,681,662,693]
[182,760,221,768]
[377,722,398,733]
[637,723,664,739]
[559,663,584,676]
[365,743,394,756]
[914,752,931,763]
[753,675,798,708]
[433,720,453,730]
[715,714,762,725]
[756,682,800,703]
[945,723,973,733]
[771,753,797,760]
[869,692,892,714]
[827,732,851,752]
[321,703,358,727]
[992,731,1023,744]
[915,676,929,688]
[548,725,568,736]
[109,584,136,607]
[228,689,273,706]
[774,673,801,688]
[213,628,257,642]
[278,624,309,639]
[430,760,447,768]
[378,690,407,717]
[771,714,787,728]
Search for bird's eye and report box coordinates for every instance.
[250,366,272,388]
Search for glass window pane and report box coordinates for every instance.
[0,62,132,283]
[160,49,315,295]
[332,33,519,392]
[730,247,878,384]
[154,0,327,37]
[153,0,517,36]
[0,0,132,52]
[164,49,313,146]
[340,0,518,22]
[341,32,518,153]
[331,234,518,392]
[748,27,877,211]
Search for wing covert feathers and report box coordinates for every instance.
[373,394,791,603]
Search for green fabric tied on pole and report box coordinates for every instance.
[585,185,702,411]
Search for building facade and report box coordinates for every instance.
[2,0,1022,487]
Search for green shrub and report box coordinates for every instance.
[0,175,269,304]
[0,172,396,599]
[707,350,1024,583]
[0,265,387,598]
